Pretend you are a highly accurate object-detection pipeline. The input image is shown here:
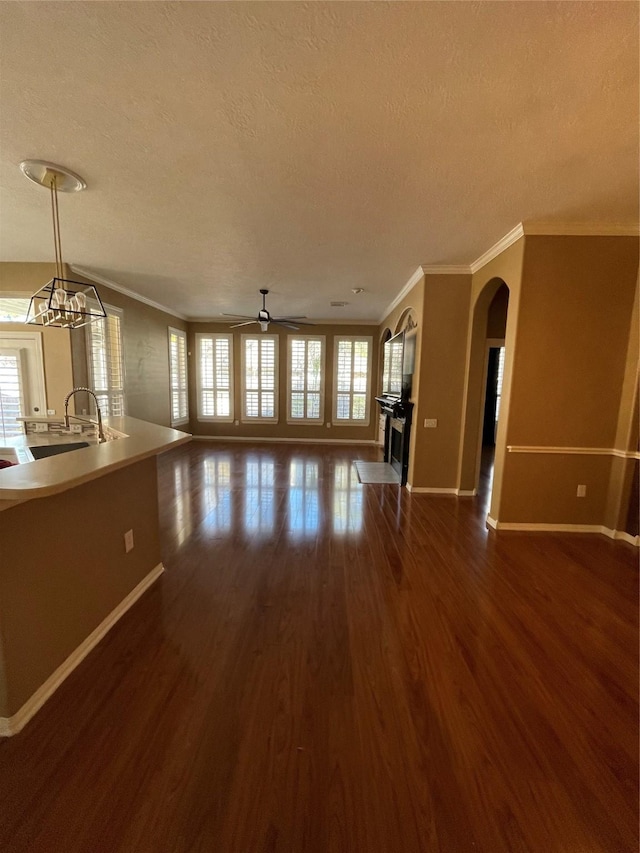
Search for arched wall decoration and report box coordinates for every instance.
[394,307,417,335]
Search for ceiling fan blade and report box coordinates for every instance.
[272,321,300,330]
[229,320,258,328]
[271,315,307,320]
[273,318,315,326]
[222,313,255,319]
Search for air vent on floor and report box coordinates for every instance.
[330,301,348,307]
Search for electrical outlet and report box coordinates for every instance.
[34,422,48,433]
[47,409,56,416]
[124,529,134,553]
[424,418,438,428]
[70,424,83,434]
[577,484,587,498]
[326,422,331,428]
[234,419,239,426]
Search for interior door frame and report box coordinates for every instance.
[0,331,47,416]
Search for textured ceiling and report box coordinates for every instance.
[0,2,638,321]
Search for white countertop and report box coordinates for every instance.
[0,416,191,508]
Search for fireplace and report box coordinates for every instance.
[390,419,404,476]
[374,396,413,486]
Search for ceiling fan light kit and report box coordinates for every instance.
[223,288,314,332]
[20,160,107,329]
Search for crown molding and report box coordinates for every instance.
[379,266,426,323]
[70,266,187,321]
[468,220,640,275]
[469,223,525,275]
[421,265,471,275]
[522,221,640,237]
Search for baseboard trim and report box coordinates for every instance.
[0,563,165,738]
[406,485,458,494]
[405,485,477,496]
[610,530,640,546]
[485,520,639,546]
[191,435,377,446]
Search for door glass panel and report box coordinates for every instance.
[0,349,25,440]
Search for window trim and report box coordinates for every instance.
[287,335,325,425]
[168,326,189,427]
[86,302,126,417]
[195,332,234,423]
[241,334,279,423]
[332,335,372,426]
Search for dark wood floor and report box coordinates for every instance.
[0,442,637,852]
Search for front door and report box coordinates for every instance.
[0,332,47,440]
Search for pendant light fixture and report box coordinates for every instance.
[20,160,106,329]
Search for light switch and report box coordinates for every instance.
[124,529,134,552]
[424,419,438,428]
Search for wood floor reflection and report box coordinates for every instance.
[0,442,637,852]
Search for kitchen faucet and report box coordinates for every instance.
[64,387,106,443]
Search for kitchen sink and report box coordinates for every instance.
[29,442,90,460]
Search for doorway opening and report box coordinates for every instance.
[472,282,509,513]
[0,332,47,441]
[478,343,505,508]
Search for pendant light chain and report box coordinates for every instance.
[49,173,64,280]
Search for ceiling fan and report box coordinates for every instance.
[223,289,313,331]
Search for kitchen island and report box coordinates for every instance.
[0,416,190,736]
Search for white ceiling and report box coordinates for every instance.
[1,2,637,322]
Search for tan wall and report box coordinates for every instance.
[499,453,611,524]
[378,276,425,482]
[486,283,509,339]
[0,457,161,718]
[188,322,379,443]
[498,235,639,525]
[0,263,74,415]
[71,274,188,427]
[411,274,471,489]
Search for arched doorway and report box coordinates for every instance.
[458,277,512,516]
[479,284,509,505]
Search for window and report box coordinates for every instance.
[333,336,372,425]
[168,328,189,426]
[196,333,233,421]
[288,336,324,423]
[86,305,125,416]
[241,335,278,422]
[0,296,30,323]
